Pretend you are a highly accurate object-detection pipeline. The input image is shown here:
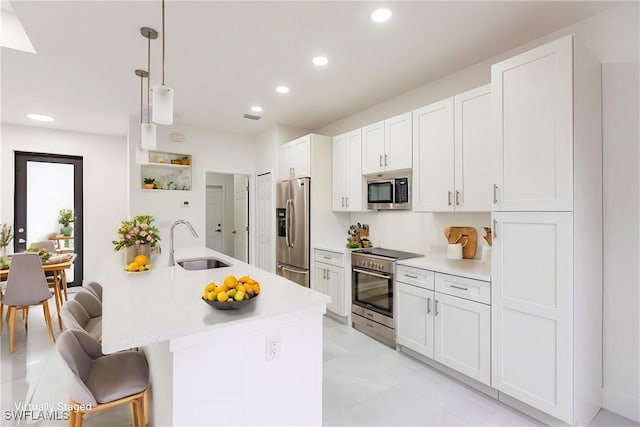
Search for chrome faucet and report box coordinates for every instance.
[169,220,199,266]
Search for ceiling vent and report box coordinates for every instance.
[243,113,261,120]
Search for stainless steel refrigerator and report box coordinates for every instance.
[276,178,310,287]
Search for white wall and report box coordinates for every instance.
[127,118,258,263]
[601,63,639,422]
[0,124,128,283]
[315,3,639,419]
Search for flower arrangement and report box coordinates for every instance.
[0,223,13,248]
[112,215,161,252]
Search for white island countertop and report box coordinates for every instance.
[98,247,329,353]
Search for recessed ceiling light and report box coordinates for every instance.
[312,56,328,66]
[250,105,263,113]
[276,86,290,94]
[27,113,54,122]
[371,8,392,23]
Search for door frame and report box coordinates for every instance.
[14,151,84,285]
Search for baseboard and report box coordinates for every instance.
[602,388,640,423]
[324,311,348,324]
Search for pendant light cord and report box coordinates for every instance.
[162,0,165,86]
[147,33,151,124]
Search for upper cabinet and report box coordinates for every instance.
[413,85,491,212]
[332,130,363,212]
[279,135,311,180]
[362,112,412,175]
[492,37,573,211]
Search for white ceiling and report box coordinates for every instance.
[1,1,619,137]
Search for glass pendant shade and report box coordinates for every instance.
[152,84,174,125]
[141,122,157,150]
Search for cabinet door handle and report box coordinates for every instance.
[379,154,383,167]
[323,268,327,280]
[455,190,460,206]
[493,184,498,204]
[346,197,349,207]
[427,297,432,314]
[450,284,468,291]
[323,256,331,260]
[435,300,439,316]
[384,154,389,166]
[341,197,345,208]
[365,312,375,318]
[404,274,418,279]
[447,191,452,206]
[493,219,498,238]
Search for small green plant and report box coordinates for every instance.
[58,209,73,227]
[144,177,155,184]
[0,223,13,248]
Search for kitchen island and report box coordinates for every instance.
[98,247,329,426]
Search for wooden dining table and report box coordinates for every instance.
[0,255,75,329]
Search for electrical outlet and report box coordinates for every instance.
[265,335,281,361]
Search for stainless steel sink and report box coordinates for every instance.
[176,257,231,270]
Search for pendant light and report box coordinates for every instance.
[140,27,158,150]
[152,0,174,125]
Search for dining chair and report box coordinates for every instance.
[84,281,103,302]
[0,253,55,353]
[30,240,67,303]
[57,329,149,427]
[60,289,102,342]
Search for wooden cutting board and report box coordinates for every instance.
[444,226,478,259]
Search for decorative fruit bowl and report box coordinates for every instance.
[201,295,258,310]
[201,275,261,310]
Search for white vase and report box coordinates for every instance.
[124,244,152,266]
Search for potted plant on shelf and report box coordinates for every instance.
[58,209,73,237]
[0,223,13,258]
[112,215,161,265]
[143,177,155,189]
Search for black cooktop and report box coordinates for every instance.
[353,248,423,260]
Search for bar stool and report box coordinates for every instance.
[83,282,102,302]
[57,329,149,427]
[60,290,102,342]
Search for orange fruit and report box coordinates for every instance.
[207,291,216,301]
[134,255,148,266]
[205,283,216,292]
[236,285,246,293]
[239,275,250,283]
[217,292,228,302]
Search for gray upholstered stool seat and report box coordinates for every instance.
[57,329,149,426]
[60,289,102,341]
[83,282,103,301]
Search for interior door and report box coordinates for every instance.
[14,152,83,285]
[205,186,224,252]
[256,172,273,273]
[233,175,249,262]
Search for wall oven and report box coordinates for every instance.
[351,248,422,347]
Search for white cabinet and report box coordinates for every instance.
[413,85,491,212]
[312,249,348,317]
[332,130,363,211]
[362,113,412,175]
[279,135,311,180]
[491,35,602,425]
[396,267,491,386]
[492,37,573,212]
[492,212,573,420]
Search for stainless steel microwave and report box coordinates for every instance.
[366,173,412,210]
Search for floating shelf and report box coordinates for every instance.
[141,150,192,191]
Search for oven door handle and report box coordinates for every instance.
[353,268,392,280]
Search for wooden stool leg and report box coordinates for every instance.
[143,388,149,426]
[1,302,4,335]
[62,270,68,302]
[9,306,16,353]
[68,409,76,427]
[42,301,55,343]
[23,307,29,330]
[74,411,83,427]
[53,273,63,330]
[135,397,145,427]
[129,401,137,427]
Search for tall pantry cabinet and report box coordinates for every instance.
[491,35,602,425]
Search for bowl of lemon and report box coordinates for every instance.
[202,275,260,310]
[125,255,152,273]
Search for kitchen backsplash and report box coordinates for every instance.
[349,211,491,258]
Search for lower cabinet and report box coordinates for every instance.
[396,268,491,386]
[312,249,348,317]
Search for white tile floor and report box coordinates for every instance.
[1,295,637,427]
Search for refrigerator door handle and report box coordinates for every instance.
[279,264,307,275]
[285,199,292,248]
[288,199,295,248]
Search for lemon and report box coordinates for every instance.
[127,262,139,272]
[138,265,146,272]
[236,285,246,293]
[239,275,250,283]
[224,275,238,289]
[205,283,216,292]
[217,292,228,302]
[134,255,148,266]
[234,291,245,301]
[227,289,237,298]
[207,291,216,301]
